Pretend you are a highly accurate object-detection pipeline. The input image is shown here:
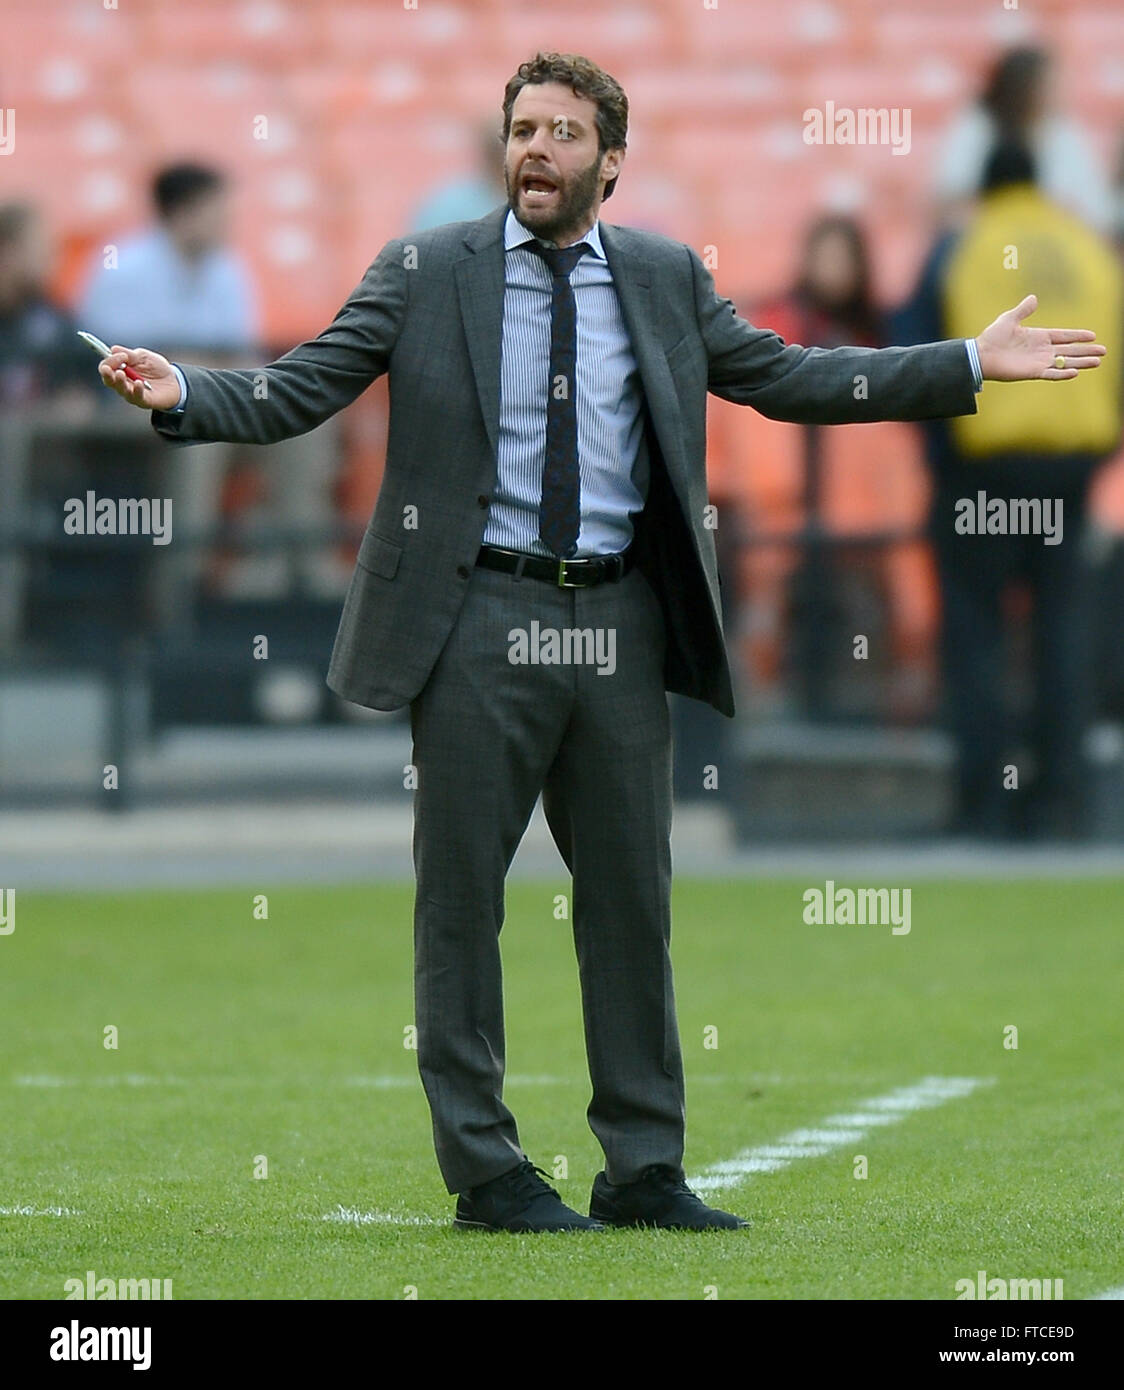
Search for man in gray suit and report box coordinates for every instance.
[99,52,1105,1232]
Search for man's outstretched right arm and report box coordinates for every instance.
[98,238,408,446]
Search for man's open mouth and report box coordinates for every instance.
[522,174,558,201]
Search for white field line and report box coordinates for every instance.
[689,1076,993,1193]
[1092,1286,1124,1299]
[345,1073,570,1088]
[322,1206,439,1227]
[0,1204,81,1216]
[14,1074,190,1087]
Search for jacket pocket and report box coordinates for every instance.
[665,326,705,362]
[664,331,692,363]
[355,530,403,580]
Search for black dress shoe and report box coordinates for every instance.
[454,1160,605,1232]
[590,1165,748,1230]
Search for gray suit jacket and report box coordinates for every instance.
[151,202,978,716]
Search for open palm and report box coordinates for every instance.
[976,294,1106,381]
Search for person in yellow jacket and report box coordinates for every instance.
[894,139,1123,839]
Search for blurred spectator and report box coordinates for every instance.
[732,216,909,718]
[409,120,506,231]
[78,162,260,356]
[672,221,885,820]
[935,45,1113,234]
[894,140,1123,840]
[0,202,99,652]
[77,163,345,618]
[755,215,884,350]
[1112,125,1124,251]
[75,164,257,623]
[0,202,97,414]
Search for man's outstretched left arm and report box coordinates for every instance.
[689,247,1105,424]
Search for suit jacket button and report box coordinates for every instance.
[457,565,470,578]
[477,495,488,508]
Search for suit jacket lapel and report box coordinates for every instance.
[454,205,508,464]
[453,206,689,501]
[599,221,690,501]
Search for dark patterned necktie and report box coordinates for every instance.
[524,239,589,558]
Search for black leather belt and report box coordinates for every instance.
[476,543,635,588]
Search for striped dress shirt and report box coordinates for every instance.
[485,209,647,558]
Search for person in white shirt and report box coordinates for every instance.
[934,46,1113,235]
[79,164,344,620]
[79,163,260,356]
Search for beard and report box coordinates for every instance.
[505,152,604,245]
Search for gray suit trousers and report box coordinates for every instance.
[409,557,684,1193]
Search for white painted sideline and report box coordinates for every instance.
[15,1074,189,1088]
[0,1204,80,1216]
[323,1206,438,1227]
[344,1073,570,1089]
[688,1076,993,1193]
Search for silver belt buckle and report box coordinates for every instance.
[556,554,623,587]
[557,556,596,588]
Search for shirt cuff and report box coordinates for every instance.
[168,363,188,412]
[964,338,983,392]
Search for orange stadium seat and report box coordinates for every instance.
[121,66,298,154]
[327,120,484,242]
[438,67,510,121]
[869,9,1010,64]
[0,3,128,105]
[321,4,476,62]
[706,398,803,691]
[493,5,678,68]
[705,393,940,690]
[821,423,938,673]
[663,122,808,189]
[237,229,347,348]
[0,43,96,108]
[820,422,929,535]
[1059,5,1124,54]
[2,117,145,230]
[625,65,803,123]
[142,3,320,67]
[707,396,805,530]
[680,0,858,65]
[281,65,375,129]
[868,219,933,306]
[609,174,710,252]
[797,61,969,123]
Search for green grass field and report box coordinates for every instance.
[2,877,1120,1300]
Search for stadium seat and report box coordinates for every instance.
[682,0,856,65]
[143,3,320,66]
[322,4,474,62]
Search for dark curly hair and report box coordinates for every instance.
[502,52,628,201]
